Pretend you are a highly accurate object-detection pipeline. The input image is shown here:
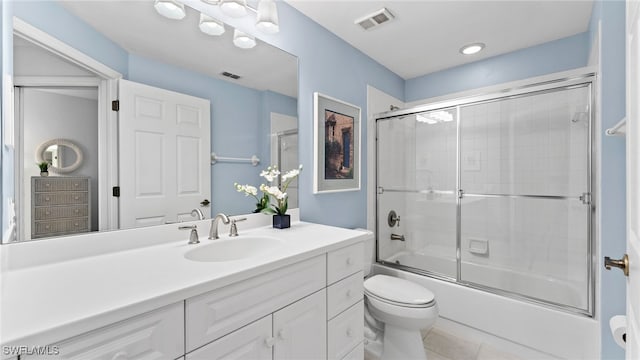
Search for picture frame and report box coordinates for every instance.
[313,92,361,193]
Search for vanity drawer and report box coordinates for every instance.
[327,271,363,319]
[186,255,326,352]
[34,192,88,206]
[186,316,272,360]
[33,218,89,237]
[33,178,88,192]
[327,301,364,360]
[327,242,364,285]
[34,205,88,220]
[24,302,184,360]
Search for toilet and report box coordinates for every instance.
[362,231,438,360]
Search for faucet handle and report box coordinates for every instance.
[179,225,200,244]
[229,217,247,237]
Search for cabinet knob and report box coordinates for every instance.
[45,211,50,215]
[45,225,50,229]
[74,223,79,227]
[75,209,80,214]
[74,183,79,187]
[264,337,275,348]
[346,328,353,337]
[346,257,353,265]
[346,289,352,298]
[45,183,50,187]
[74,196,79,200]
[45,197,50,201]
[278,329,287,340]
[111,351,129,360]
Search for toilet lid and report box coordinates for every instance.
[364,275,435,306]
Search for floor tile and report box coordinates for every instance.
[476,344,522,360]
[424,329,481,360]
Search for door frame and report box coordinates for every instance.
[12,17,122,237]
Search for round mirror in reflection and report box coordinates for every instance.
[35,139,84,174]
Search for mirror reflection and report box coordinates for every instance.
[9,0,298,242]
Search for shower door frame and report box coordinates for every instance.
[375,72,597,317]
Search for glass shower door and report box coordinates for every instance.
[377,108,458,278]
[458,85,592,312]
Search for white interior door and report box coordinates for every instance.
[626,0,640,357]
[118,79,210,229]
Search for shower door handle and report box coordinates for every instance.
[604,254,629,276]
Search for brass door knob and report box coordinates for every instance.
[604,254,629,276]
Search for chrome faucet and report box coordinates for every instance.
[179,225,200,244]
[209,213,230,239]
[229,217,247,237]
[191,208,205,220]
[390,233,405,241]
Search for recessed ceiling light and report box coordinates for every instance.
[460,43,485,55]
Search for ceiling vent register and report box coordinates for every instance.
[355,8,394,30]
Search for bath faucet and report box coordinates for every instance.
[229,217,247,237]
[179,225,200,245]
[191,208,205,220]
[390,233,405,241]
[209,213,230,239]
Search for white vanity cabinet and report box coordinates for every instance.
[187,290,327,360]
[23,302,184,360]
[10,235,366,360]
[326,243,365,360]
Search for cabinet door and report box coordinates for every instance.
[273,290,326,360]
[187,316,272,360]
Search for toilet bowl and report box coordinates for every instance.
[360,231,439,360]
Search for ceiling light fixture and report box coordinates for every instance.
[154,0,186,20]
[220,0,248,18]
[154,0,279,49]
[460,43,485,55]
[256,0,279,34]
[199,13,225,36]
[233,29,256,49]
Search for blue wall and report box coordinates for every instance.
[591,1,627,359]
[405,32,590,102]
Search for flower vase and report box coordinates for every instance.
[272,214,290,229]
[40,171,49,177]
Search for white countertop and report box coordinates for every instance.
[0,219,369,356]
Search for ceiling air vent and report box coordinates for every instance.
[221,71,241,80]
[355,8,394,31]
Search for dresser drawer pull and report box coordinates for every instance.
[346,328,353,337]
[74,223,79,227]
[45,211,50,215]
[45,225,50,230]
[346,289,352,298]
[74,183,79,187]
[111,351,129,360]
[75,209,80,214]
[45,197,50,201]
[45,183,51,187]
[264,337,276,348]
[74,196,80,200]
[346,257,353,265]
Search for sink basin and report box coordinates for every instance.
[184,236,284,262]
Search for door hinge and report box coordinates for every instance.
[112,186,120,197]
[579,192,591,205]
[458,189,464,199]
[112,100,120,111]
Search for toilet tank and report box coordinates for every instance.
[355,229,375,276]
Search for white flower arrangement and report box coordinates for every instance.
[234,164,302,215]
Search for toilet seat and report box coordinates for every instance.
[364,275,435,308]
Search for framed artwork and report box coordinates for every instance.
[313,92,361,193]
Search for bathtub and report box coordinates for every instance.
[386,251,586,311]
[373,254,599,359]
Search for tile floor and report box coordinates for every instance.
[422,328,522,360]
[365,327,523,360]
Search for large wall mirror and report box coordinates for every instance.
[5,0,298,243]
